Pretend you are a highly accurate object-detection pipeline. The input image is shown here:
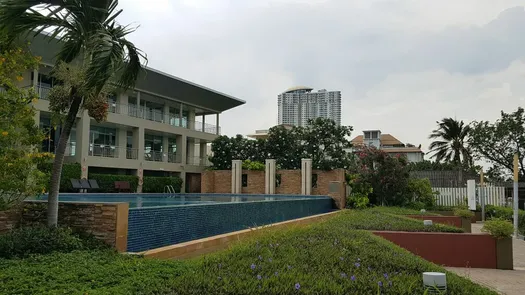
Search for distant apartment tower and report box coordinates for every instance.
[277,86,341,126]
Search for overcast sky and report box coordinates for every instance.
[117,0,525,157]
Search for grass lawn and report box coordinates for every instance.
[366,206,442,216]
[0,210,489,294]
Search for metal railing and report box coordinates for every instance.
[89,144,119,158]
[186,156,211,166]
[126,148,138,160]
[144,150,163,162]
[37,85,52,100]
[192,120,219,134]
[167,152,182,163]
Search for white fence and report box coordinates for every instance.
[433,186,506,207]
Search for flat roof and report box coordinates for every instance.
[27,32,246,113]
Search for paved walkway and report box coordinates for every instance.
[446,223,525,295]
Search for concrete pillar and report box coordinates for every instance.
[199,142,207,165]
[162,135,169,162]
[265,159,276,194]
[32,69,38,88]
[216,113,220,135]
[119,93,128,114]
[76,111,90,179]
[188,109,195,130]
[136,91,142,118]
[301,159,312,195]
[176,134,186,164]
[187,137,195,164]
[163,104,170,124]
[134,166,144,193]
[179,103,183,127]
[117,128,127,159]
[202,115,206,133]
[231,160,242,194]
[133,126,145,162]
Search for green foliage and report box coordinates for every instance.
[210,118,354,171]
[481,218,514,239]
[367,206,441,216]
[88,174,139,193]
[339,210,462,233]
[484,205,525,235]
[453,208,475,219]
[242,160,266,171]
[142,176,183,193]
[0,211,493,294]
[406,178,437,208]
[38,162,81,193]
[0,37,50,210]
[345,174,372,209]
[428,117,472,167]
[469,107,525,179]
[0,226,107,259]
[351,146,412,206]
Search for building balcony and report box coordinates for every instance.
[88,144,138,160]
[36,85,52,100]
[186,156,211,167]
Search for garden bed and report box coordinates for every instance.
[0,210,495,294]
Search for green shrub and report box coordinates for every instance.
[142,176,183,193]
[242,160,265,171]
[482,218,514,239]
[367,206,441,216]
[38,162,81,192]
[0,215,494,294]
[339,210,461,233]
[0,226,107,259]
[345,173,372,209]
[88,174,139,193]
[406,178,437,208]
[429,205,455,212]
[484,205,525,235]
[453,208,475,219]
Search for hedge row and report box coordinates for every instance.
[38,163,81,193]
[485,204,525,235]
[0,212,494,294]
[142,176,183,193]
[88,174,139,193]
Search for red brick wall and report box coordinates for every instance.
[201,170,232,193]
[312,169,345,195]
[241,170,265,194]
[373,231,497,268]
[0,209,19,233]
[201,171,215,193]
[276,170,301,194]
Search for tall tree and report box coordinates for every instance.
[428,118,472,167]
[469,107,525,178]
[0,0,146,226]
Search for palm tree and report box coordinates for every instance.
[0,0,146,226]
[428,118,472,167]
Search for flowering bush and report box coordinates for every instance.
[0,38,50,210]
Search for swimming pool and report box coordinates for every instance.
[45,193,334,252]
[45,193,327,208]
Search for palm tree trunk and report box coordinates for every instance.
[47,94,82,226]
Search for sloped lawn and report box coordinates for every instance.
[0,210,489,294]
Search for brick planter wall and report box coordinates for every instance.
[0,209,20,233]
[9,201,130,252]
[373,231,512,269]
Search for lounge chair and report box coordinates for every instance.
[88,179,100,190]
[115,181,131,193]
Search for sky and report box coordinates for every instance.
[116,0,525,158]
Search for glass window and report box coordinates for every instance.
[144,134,163,152]
[89,126,116,146]
[126,131,133,149]
[168,137,177,153]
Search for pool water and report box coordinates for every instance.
[43,194,324,208]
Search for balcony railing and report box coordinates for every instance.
[186,156,211,166]
[144,150,163,162]
[89,144,118,158]
[192,121,220,134]
[126,148,138,160]
[37,85,52,100]
[167,152,182,163]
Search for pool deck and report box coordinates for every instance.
[446,223,525,295]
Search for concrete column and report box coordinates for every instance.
[162,135,169,162]
[76,111,90,179]
[202,115,206,133]
[301,159,312,195]
[136,91,142,118]
[216,113,220,135]
[178,134,187,165]
[163,104,170,124]
[117,128,127,159]
[188,109,195,130]
[232,160,242,194]
[187,137,195,164]
[179,103,183,127]
[265,159,276,194]
[119,93,128,114]
[199,142,207,165]
[133,126,145,162]
[32,69,38,88]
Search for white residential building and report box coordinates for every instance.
[277,86,341,127]
[350,130,425,163]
